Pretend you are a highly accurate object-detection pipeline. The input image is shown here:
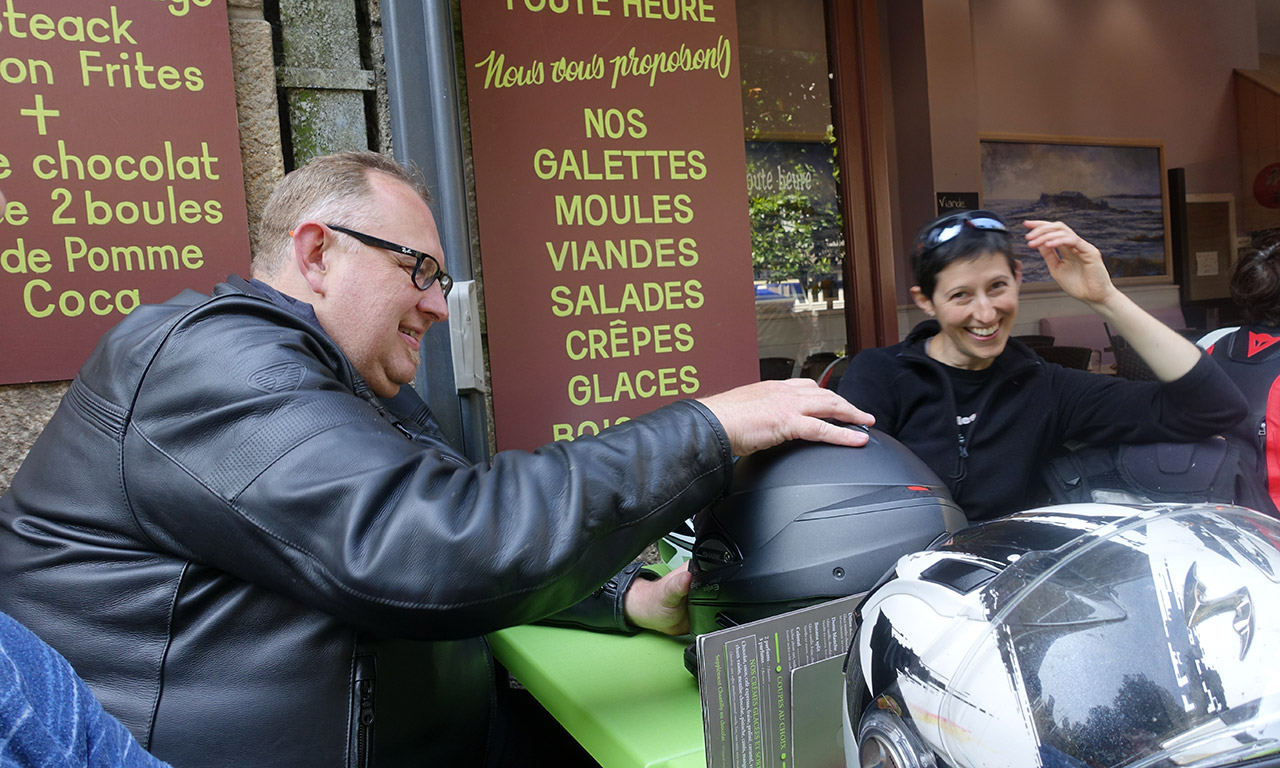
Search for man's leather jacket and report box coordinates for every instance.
[0,278,734,767]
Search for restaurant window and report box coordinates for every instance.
[739,0,848,384]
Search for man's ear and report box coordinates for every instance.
[910,285,935,317]
[290,221,331,295]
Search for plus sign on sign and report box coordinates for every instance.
[0,0,249,384]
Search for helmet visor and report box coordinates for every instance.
[938,506,1280,768]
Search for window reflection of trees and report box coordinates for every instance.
[741,38,846,300]
[738,0,849,372]
[747,140,844,298]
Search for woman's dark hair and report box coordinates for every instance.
[1230,231,1280,326]
[911,210,1018,298]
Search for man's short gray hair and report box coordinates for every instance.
[253,150,432,277]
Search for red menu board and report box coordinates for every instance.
[461,0,759,451]
[0,0,250,384]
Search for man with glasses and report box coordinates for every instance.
[0,151,873,768]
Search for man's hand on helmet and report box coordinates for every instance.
[699,379,874,457]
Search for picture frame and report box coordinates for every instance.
[979,135,1172,289]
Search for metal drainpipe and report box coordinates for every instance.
[276,0,375,165]
[383,0,489,464]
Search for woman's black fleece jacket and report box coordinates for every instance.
[836,320,1247,520]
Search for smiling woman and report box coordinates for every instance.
[910,244,1020,370]
[901,210,1023,371]
[834,209,1247,521]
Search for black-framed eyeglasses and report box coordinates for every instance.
[327,224,453,297]
[916,209,1009,257]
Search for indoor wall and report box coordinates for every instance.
[885,0,1264,337]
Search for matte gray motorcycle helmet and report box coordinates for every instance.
[842,502,1280,768]
[686,426,966,638]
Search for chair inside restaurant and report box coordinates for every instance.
[1036,345,1094,371]
[1013,334,1055,349]
[759,357,796,380]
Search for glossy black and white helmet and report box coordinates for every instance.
[842,502,1280,768]
[659,516,696,569]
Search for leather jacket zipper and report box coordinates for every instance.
[355,654,376,768]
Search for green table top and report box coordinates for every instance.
[489,623,706,768]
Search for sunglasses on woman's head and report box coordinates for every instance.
[916,210,1009,257]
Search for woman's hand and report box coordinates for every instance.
[1023,220,1119,306]
[1024,219,1201,381]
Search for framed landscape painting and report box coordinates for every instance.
[979,135,1172,287]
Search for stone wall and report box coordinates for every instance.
[0,383,67,495]
[229,0,288,258]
